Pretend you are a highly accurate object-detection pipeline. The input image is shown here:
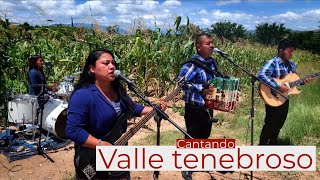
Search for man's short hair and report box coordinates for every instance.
[278,39,294,51]
[195,33,212,46]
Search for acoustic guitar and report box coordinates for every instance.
[258,72,320,107]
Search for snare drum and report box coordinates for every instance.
[41,99,68,139]
[205,77,239,112]
[7,94,38,124]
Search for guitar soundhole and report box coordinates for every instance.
[270,89,278,99]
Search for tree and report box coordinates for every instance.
[177,23,202,39]
[19,22,34,31]
[106,25,119,35]
[210,21,247,41]
[254,23,291,45]
[289,31,320,54]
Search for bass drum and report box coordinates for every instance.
[42,99,68,139]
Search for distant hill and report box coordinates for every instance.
[245,29,319,34]
[246,30,255,34]
[49,23,127,34]
[8,21,320,34]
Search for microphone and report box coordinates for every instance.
[213,48,228,56]
[114,70,138,89]
[45,62,53,69]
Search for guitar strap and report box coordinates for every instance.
[182,57,223,100]
[183,57,222,77]
[118,85,135,112]
[182,58,218,122]
[99,86,134,142]
[100,112,133,144]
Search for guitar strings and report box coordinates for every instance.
[116,87,181,145]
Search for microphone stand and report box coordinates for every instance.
[1,80,14,146]
[126,84,193,180]
[37,84,55,163]
[216,52,288,180]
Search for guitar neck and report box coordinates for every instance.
[114,83,183,146]
[289,72,320,87]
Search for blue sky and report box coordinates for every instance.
[1,0,319,31]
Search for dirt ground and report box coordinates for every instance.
[1,106,319,180]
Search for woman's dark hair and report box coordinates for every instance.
[71,49,134,110]
[28,55,44,83]
[73,49,120,92]
[28,55,43,71]
[73,49,134,111]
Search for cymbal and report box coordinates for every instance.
[72,71,81,75]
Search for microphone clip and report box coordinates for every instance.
[213,48,229,57]
[114,70,138,89]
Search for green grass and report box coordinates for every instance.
[172,105,185,116]
[227,98,266,145]
[281,78,320,145]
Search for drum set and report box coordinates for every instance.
[6,75,75,141]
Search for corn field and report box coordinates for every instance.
[1,17,319,110]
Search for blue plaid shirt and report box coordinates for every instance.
[258,56,296,90]
[177,53,219,107]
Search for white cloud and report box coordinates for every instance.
[1,1,20,12]
[201,18,210,26]
[163,9,170,13]
[143,14,156,20]
[1,1,319,31]
[117,18,132,24]
[1,0,176,28]
[302,9,320,17]
[216,0,241,6]
[271,11,301,21]
[161,0,182,8]
[199,10,208,15]
[116,0,159,15]
[211,10,254,21]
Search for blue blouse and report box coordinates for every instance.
[66,84,144,146]
[29,68,46,95]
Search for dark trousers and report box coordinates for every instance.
[259,100,289,145]
[184,104,213,139]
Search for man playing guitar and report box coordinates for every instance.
[257,39,311,145]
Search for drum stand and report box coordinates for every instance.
[31,99,37,142]
[0,81,15,147]
[0,96,12,147]
[36,84,55,163]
